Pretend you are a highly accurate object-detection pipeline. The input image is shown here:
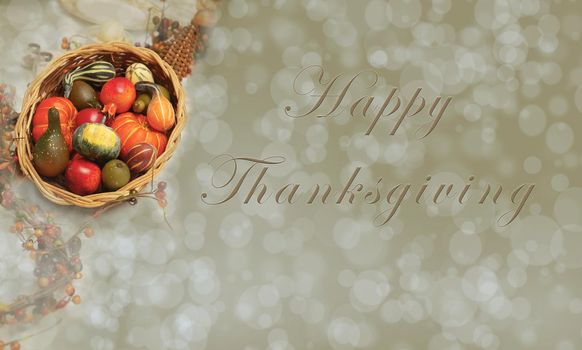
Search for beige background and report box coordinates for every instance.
[1,0,582,349]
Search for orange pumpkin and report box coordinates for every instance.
[32,97,77,151]
[111,112,167,158]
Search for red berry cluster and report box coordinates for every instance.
[0,84,91,348]
[0,84,18,176]
[155,181,168,208]
[0,186,91,348]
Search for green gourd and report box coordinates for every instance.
[102,159,130,190]
[132,93,151,113]
[33,107,70,177]
[73,123,120,162]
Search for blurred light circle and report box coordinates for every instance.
[349,271,390,310]
[387,0,422,28]
[518,105,546,136]
[545,122,574,154]
[551,226,582,269]
[236,285,282,329]
[327,317,360,347]
[381,300,403,323]
[551,174,569,192]
[449,231,482,265]
[219,212,254,248]
[462,266,499,302]
[427,277,477,327]
[523,156,541,174]
[553,188,582,232]
[333,218,361,250]
[510,216,559,266]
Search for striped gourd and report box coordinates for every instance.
[123,143,156,173]
[63,61,116,98]
[125,63,154,84]
[135,82,175,132]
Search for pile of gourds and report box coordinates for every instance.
[31,61,175,195]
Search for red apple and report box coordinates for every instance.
[100,77,136,114]
[75,108,104,128]
[65,158,101,195]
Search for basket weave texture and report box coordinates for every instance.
[15,42,186,208]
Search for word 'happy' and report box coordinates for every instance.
[284,65,453,138]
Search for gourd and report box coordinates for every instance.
[125,63,154,84]
[69,80,101,110]
[111,112,167,158]
[123,143,157,173]
[156,84,171,100]
[102,159,131,191]
[72,123,121,162]
[132,85,170,113]
[132,94,151,113]
[135,82,175,132]
[63,61,116,98]
[33,108,70,177]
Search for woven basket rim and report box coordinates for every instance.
[15,42,186,208]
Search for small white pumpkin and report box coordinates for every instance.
[125,63,154,84]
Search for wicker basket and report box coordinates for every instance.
[15,42,186,208]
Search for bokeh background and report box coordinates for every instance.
[1,0,582,349]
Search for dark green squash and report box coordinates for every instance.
[69,80,101,110]
[73,123,120,162]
